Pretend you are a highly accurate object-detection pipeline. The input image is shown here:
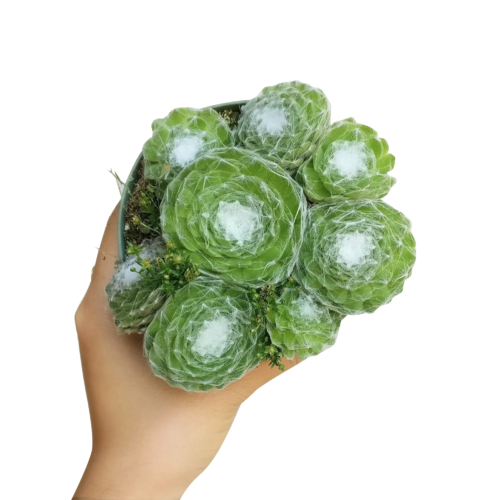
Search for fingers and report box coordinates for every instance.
[91,203,121,286]
[76,203,124,340]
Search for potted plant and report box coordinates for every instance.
[106,81,416,392]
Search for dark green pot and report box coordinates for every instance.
[118,100,247,261]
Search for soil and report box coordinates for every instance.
[124,162,160,246]
[219,109,241,129]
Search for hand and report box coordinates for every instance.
[74,204,300,500]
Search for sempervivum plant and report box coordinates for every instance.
[236,81,331,173]
[142,107,233,185]
[144,278,266,392]
[296,118,396,202]
[105,238,167,333]
[161,147,308,288]
[266,287,343,360]
[294,200,416,315]
[105,80,416,392]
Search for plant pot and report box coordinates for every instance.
[117,100,248,261]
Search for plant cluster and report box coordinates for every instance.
[106,81,416,392]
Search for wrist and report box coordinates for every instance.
[74,449,189,500]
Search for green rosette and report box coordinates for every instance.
[294,200,416,315]
[296,118,396,202]
[106,238,167,333]
[161,147,307,288]
[142,107,233,186]
[144,278,265,392]
[236,81,331,173]
[266,288,342,360]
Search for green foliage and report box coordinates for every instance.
[142,107,233,188]
[247,284,285,371]
[132,183,161,235]
[294,200,416,315]
[106,237,200,334]
[297,118,396,203]
[126,239,200,297]
[105,238,168,334]
[266,287,342,360]
[161,147,308,288]
[107,82,418,391]
[144,278,266,392]
[257,334,286,371]
[236,81,331,173]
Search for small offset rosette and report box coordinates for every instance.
[297,118,396,203]
[161,148,308,288]
[105,238,167,333]
[144,278,265,392]
[266,288,342,360]
[236,81,331,173]
[142,107,233,186]
[294,200,416,315]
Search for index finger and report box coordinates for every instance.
[91,203,121,289]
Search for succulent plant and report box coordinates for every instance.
[144,277,265,392]
[294,200,416,315]
[296,118,396,202]
[106,81,417,392]
[161,147,308,288]
[142,107,233,185]
[266,287,342,360]
[106,238,167,333]
[236,81,331,173]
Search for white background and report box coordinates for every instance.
[1,1,499,499]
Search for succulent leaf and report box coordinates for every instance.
[144,277,266,392]
[296,118,396,202]
[236,81,331,173]
[294,200,416,315]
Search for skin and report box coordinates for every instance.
[74,204,300,500]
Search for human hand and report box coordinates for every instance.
[74,204,300,500]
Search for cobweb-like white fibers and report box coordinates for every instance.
[291,292,322,322]
[250,106,288,136]
[109,238,165,293]
[332,232,375,268]
[170,135,205,167]
[191,312,235,359]
[325,141,373,179]
[215,200,263,246]
[112,257,142,289]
